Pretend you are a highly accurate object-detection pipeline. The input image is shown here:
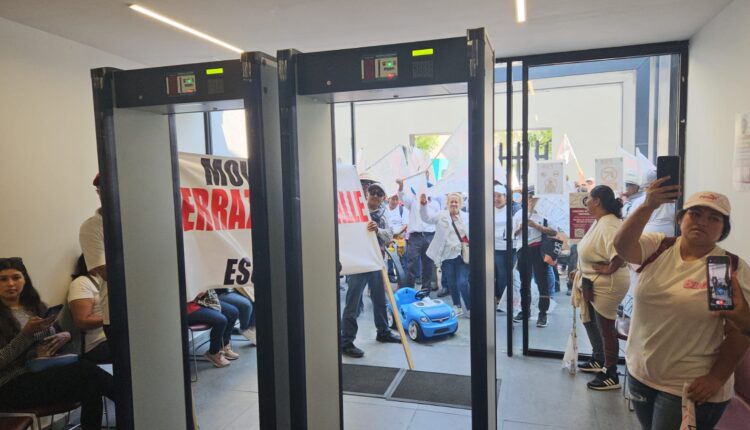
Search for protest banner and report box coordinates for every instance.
[595,157,624,194]
[179,153,254,300]
[569,192,596,241]
[536,161,565,196]
[337,164,386,275]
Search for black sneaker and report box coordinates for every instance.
[342,343,364,358]
[437,288,450,297]
[536,313,548,328]
[587,368,620,391]
[578,360,604,373]
[376,332,401,344]
[513,311,524,323]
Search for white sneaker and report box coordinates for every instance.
[204,351,230,368]
[223,344,240,360]
[241,327,256,345]
[453,306,463,316]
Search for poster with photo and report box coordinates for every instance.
[595,157,624,194]
[734,113,750,191]
[569,192,595,241]
[536,161,565,196]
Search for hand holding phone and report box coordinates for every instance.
[43,304,63,320]
[707,256,734,311]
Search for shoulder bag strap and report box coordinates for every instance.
[636,236,678,274]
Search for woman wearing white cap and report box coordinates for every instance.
[614,179,750,430]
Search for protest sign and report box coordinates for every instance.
[569,192,596,241]
[179,153,254,300]
[337,164,386,275]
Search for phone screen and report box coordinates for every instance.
[44,304,63,319]
[707,259,733,310]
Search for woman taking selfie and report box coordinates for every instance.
[614,182,750,430]
[0,257,112,430]
[571,185,629,390]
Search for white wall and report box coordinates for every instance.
[687,0,750,257]
[0,18,143,304]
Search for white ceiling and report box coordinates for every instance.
[0,0,732,67]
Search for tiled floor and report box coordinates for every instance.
[191,278,640,429]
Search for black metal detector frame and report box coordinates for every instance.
[90,56,287,429]
[274,28,496,429]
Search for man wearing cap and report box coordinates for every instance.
[493,184,519,311]
[396,177,440,292]
[341,181,401,358]
[79,173,110,340]
[622,180,643,218]
[385,194,408,283]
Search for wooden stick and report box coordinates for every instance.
[381,269,414,370]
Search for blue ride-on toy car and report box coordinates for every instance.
[386,287,459,342]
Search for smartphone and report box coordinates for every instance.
[656,156,681,188]
[707,256,733,311]
[44,304,64,319]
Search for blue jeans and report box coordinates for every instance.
[441,256,470,310]
[494,249,517,299]
[629,376,729,430]
[341,271,389,345]
[188,303,239,354]
[218,292,255,330]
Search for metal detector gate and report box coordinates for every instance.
[90,55,291,429]
[271,28,496,429]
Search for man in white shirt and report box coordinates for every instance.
[385,195,408,282]
[79,174,110,338]
[514,188,558,327]
[397,177,439,291]
[493,185,519,312]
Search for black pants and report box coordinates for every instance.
[518,245,550,315]
[583,301,619,369]
[83,340,112,364]
[0,361,113,430]
[405,232,435,289]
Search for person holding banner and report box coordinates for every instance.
[397,177,439,292]
[341,182,401,358]
[419,192,471,315]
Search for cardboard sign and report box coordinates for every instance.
[536,161,565,196]
[337,164,386,275]
[595,157,624,194]
[179,153,254,300]
[569,192,596,241]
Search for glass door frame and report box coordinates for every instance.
[496,40,689,359]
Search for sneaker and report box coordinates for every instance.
[536,313,548,328]
[462,310,471,319]
[204,351,231,368]
[342,343,365,358]
[587,368,620,391]
[566,289,572,296]
[513,311,524,323]
[376,332,401,344]
[241,327,257,345]
[496,307,505,313]
[437,288,450,297]
[453,306,464,316]
[578,359,604,373]
[222,344,240,360]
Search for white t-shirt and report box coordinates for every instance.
[67,275,107,353]
[526,211,558,245]
[399,191,437,234]
[79,209,109,325]
[626,234,750,402]
[629,196,676,236]
[386,205,409,234]
[494,205,519,251]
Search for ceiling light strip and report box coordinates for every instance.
[129,4,243,54]
[515,0,527,23]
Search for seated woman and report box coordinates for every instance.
[67,255,110,363]
[215,288,256,345]
[0,257,112,430]
[419,192,470,315]
[614,184,750,429]
[187,289,239,367]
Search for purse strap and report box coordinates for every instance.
[451,218,464,242]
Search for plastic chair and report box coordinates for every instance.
[616,309,634,411]
[0,401,81,430]
[187,323,212,382]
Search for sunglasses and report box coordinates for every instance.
[369,190,385,198]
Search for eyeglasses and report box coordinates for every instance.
[369,190,385,198]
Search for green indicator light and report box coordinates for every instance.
[206,68,224,75]
[412,48,434,57]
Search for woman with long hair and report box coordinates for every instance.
[0,257,112,430]
[572,185,630,390]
